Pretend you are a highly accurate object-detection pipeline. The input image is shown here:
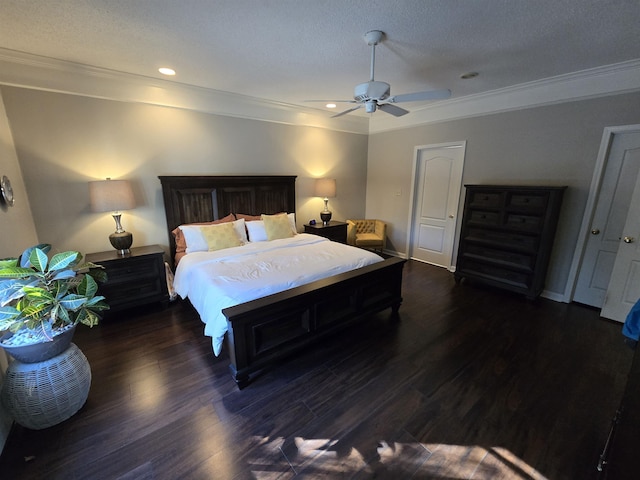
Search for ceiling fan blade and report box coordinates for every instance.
[388,89,451,103]
[304,99,356,104]
[331,105,362,118]
[378,103,409,117]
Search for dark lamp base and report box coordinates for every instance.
[109,231,133,255]
[320,211,332,225]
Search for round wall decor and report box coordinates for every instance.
[1,175,15,206]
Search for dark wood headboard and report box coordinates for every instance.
[159,175,296,262]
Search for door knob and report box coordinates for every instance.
[623,236,635,243]
[449,214,454,218]
[591,229,600,235]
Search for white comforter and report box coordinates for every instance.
[173,233,383,355]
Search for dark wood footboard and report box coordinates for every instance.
[223,256,406,388]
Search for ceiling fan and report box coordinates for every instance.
[310,30,451,118]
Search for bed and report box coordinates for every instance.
[159,175,406,388]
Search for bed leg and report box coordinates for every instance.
[230,365,250,389]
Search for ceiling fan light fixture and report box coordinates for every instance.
[365,100,377,113]
[326,103,337,109]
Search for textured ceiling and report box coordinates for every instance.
[1,0,639,117]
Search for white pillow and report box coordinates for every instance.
[287,212,297,234]
[179,225,209,253]
[246,213,297,242]
[233,218,249,243]
[246,220,267,242]
[180,219,247,253]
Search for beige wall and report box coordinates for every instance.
[366,91,640,296]
[0,93,38,256]
[1,87,368,256]
[0,91,38,455]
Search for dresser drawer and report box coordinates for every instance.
[460,260,532,289]
[469,191,503,208]
[463,244,535,271]
[505,213,544,232]
[468,210,501,226]
[507,192,549,210]
[465,228,539,252]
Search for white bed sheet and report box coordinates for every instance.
[173,233,383,355]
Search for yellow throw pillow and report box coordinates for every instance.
[200,222,242,251]
[262,213,295,241]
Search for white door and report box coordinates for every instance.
[601,168,640,321]
[573,131,640,307]
[409,143,465,269]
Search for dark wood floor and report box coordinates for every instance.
[0,260,634,479]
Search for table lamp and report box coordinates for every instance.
[315,178,336,225]
[89,178,136,255]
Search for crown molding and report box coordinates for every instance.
[0,48,638,136]
[0,48,369,135]
[369,59,640,134]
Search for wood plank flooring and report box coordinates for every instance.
[0,260,634,479]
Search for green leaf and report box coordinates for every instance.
[19,244,50,268]
[29,247,49,273]
[0,305,20,321]
[0,279,31,306]
[52,269,77,281]
[59,294,87,311]
[22,286,55,303]
[54,304,71,324]
[0,258,18,269]
[88,269,108,283]
[85,297,109,310]
[78,309,100,327]
[77,275,98,298]
[49,251,80,272]
[0,267,39,279]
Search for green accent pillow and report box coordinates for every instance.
[262,213,295,241]
[200,222,242,251]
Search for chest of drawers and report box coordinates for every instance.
[454,185,566,299]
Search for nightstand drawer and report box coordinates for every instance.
[99,277,164,307]
[304,221,347,243]
[101,257,159,283]
[86,245,169,313]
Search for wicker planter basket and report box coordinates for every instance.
[1,343,91,430]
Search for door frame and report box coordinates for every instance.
[564,124,640,303]
[406,141,466,271]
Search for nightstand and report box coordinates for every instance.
[304,221,348,243]
[86,245,169,313]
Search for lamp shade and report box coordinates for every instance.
[314,178,336,198]
[89,179,135,212]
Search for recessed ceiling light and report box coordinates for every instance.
[158,67,176,76]
[326,103,337,109]
[460,71,479,79]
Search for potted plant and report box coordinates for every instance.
[0,243,108,362]
[0,244,109,429]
